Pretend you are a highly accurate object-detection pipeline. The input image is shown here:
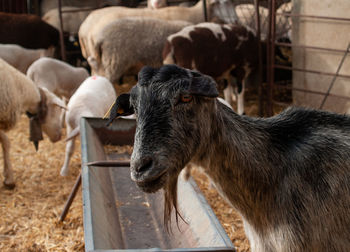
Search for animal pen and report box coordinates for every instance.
[3,0,346,250]
[55,0,350,241]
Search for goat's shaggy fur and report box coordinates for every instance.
[108,64,350,252]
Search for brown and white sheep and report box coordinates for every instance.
[0,58,66,188]
[163,22,258,114]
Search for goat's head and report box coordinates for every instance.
[108,64,219,224]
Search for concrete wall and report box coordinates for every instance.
[292,0,350,113]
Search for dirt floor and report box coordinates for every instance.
[0,86,291,251]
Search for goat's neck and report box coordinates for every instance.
[193,105,276,230]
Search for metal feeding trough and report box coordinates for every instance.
[80,117,235,252]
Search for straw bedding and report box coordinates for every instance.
[0,115,84,251]
[0,90,276,251]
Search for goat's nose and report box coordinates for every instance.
[134,156,154,174]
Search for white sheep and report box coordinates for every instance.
[78,0,212,60]
[26,57,89,100]
[0,58,66,188]
[60,75,116,176]
[0,44,55,74]
[87,17,191,84]
[42,6,92,35]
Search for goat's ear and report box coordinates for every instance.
[138,66,157,84]
[188,72,219,98]
[106,93,134,126]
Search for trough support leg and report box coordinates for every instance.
[59,173,82,222]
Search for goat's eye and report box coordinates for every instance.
[180,94,193,103]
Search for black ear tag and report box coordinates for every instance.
[106,93,134,126]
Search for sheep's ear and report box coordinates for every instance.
[188,72,219,98]
[52,98,68,110]
[106,93,134,126]
[40,87,67,110]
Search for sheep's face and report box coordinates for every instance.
[40,88,65,143]
[111,65,219,194]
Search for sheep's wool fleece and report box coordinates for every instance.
[0,58,39,130]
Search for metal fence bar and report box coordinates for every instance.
[202,0,208,21]
[319,42,350,109]
[267,0,276,116]
[255,0,264,116]
[274,85,350,101]
[279,12,350,22]
[58,0,66,61]
[275,42,350,54]
[275,64,350,79]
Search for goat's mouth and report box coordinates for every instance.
[131,164,168,193]
[135,171,167,193]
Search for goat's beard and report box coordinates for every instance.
[163,168,186,232]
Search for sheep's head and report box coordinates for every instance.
[28,87,66,150]
[108,64,218,225]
